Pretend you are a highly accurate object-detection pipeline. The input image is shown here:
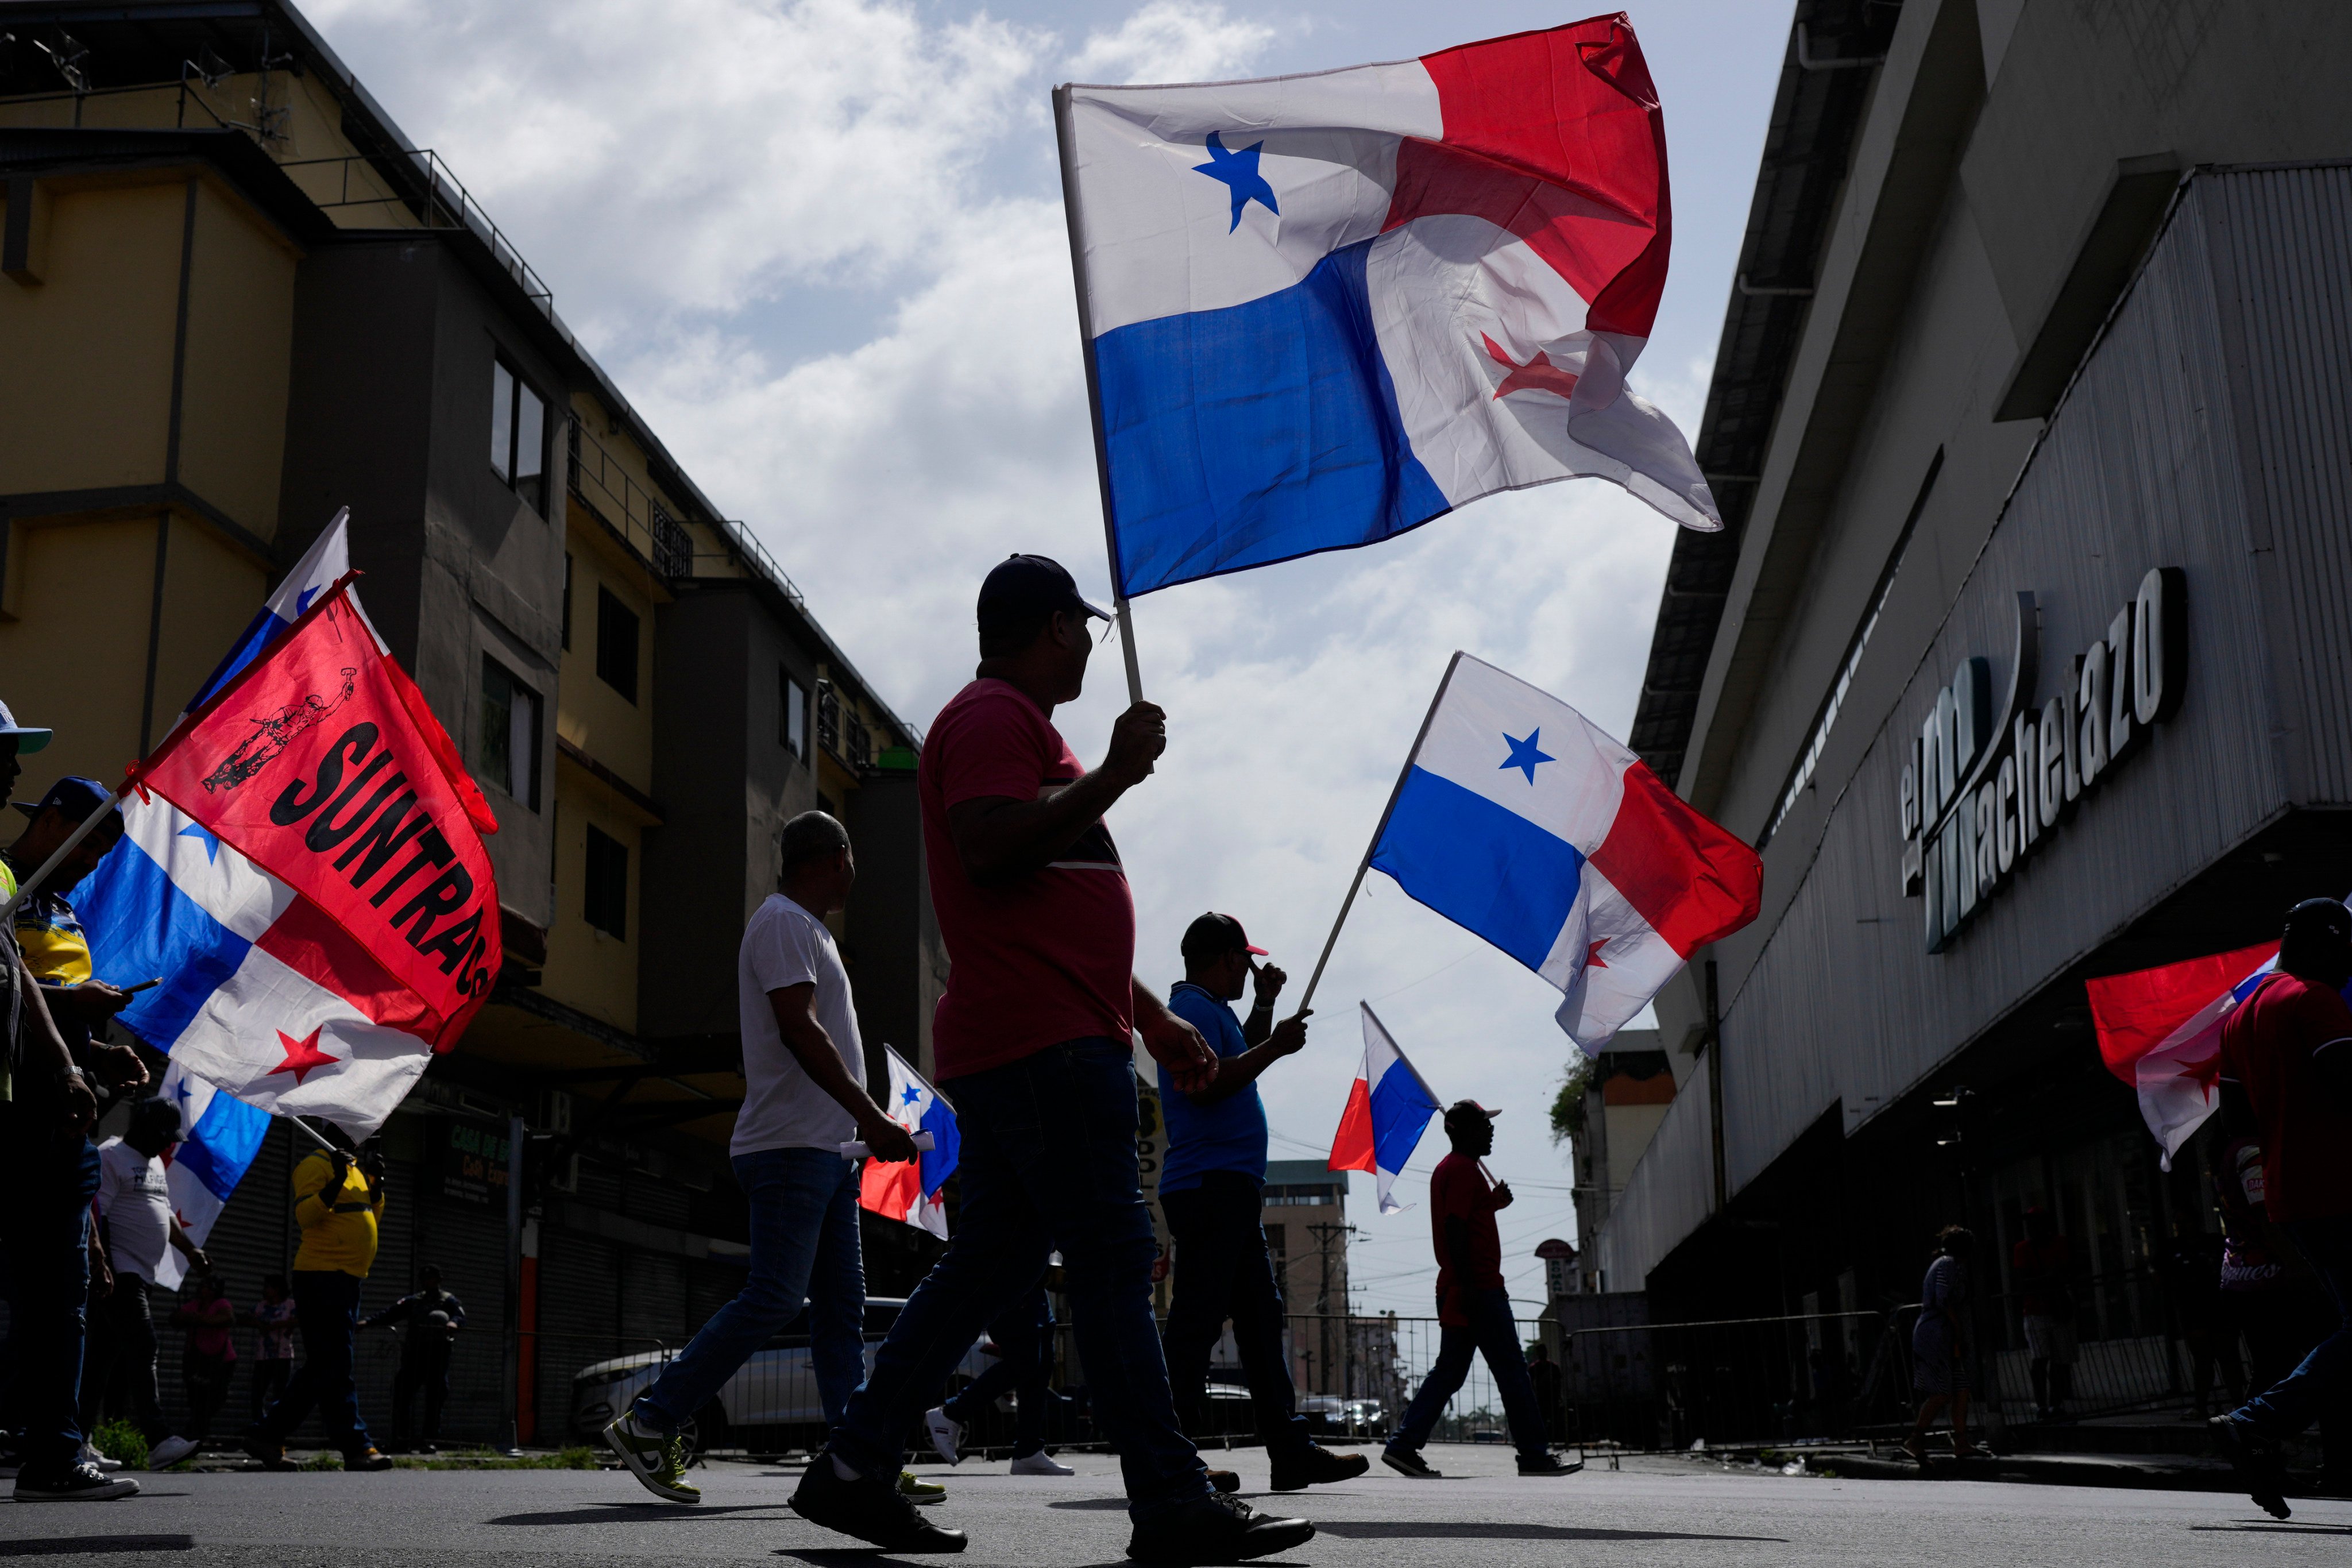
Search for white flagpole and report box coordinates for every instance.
[1052,83,1144,705]
[1295,653,1468,1015]
[0,785,125,927]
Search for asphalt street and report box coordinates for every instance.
[2,1446,2347,1567]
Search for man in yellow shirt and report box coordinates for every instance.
[241,1125,392,1471]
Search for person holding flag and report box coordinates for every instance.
[5,778,145,1105]
[1157,912,1364,1493]
[603,811,918,1505]
[1382,1102,1577,1480]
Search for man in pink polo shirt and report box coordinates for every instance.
[792,556,1315,1565]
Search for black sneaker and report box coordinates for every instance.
[1517,1452,1584,1477]
[2210,1415,2291,1520]
[242,1435,298,1473]
[15,1462,141,1501]
[1381,1446,1440,1479]
[1204,1467,1241,1494]
[1270,1445,1370,1491]
[790,1453,968,1553]
[1126,1492,1314,1565]
[343,1447,395,1472]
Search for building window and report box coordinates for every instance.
[584,825,628,940]
[596,585,639,703]
[480,656,542,811]
[782,669,808,760]
[491,358,549,512]
[561,553,573,651]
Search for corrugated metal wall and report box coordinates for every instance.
[1592,1066,1713,1293]
[1597,165,2352,1287]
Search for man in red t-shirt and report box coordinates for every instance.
[1381,1102,1578,1479]
[2211,897,2352,1520]
[794,555,1312,1564]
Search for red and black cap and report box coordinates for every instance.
[1181,911,1268,962]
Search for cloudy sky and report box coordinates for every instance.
[308,0,1789,1314]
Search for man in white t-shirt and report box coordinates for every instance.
[81,1098,206,1470]
[604,811,917,1504]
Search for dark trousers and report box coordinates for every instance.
[0,1122,98,1476]
[829,1038,1210,1521]
[391,1343,451,1442]
[943,1285,1056,1458]
[251,1270,372,1454]
[1392,1287,1550,1462]
[1161,1171,1312,1458]
[249,1358,292,1421]
[79,1275,164,1443]
[2235,1216,2352,1450]
[181,1352,233,1440]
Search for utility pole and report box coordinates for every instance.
[1306,1221,1358,1400]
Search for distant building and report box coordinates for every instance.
[1563,1029,1673,1295]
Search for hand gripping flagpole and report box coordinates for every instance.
[1052,82,1144,706]
[1294,653,1469,1017]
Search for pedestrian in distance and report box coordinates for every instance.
[790,554,1315,1562]
[246,1275,298,1422]
[242,1122,394,1472]
[605,810,920,1506]
[0,709,148,1503]
[81,1096,210,1471]
[1156,911,1366,1493]
[362,1264,465,1453]
[2011,1207,2077,1422]
[924,1284,1075,1474]
[1382,1101,1578,1480]
[1527,1341,1565,1445]
[2209,897,2352,1520]
[1902,1225,1981,1465]
[170,1275,238,1450]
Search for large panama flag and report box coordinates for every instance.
[2087,939,2286,1167]
[859,1045,961,1239]
[96,580,502,1138]
[1327,1004,1442,1214]
[1368,654,1760,1052]
[1059,13,1718,600]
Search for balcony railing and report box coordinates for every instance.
[568,418,690,578]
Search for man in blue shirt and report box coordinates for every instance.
[1160,913,1367,1492]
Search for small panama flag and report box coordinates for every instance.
[1327,1004,1442,1215]
[2087,939,2287,1168]
[859,1045,961,1239]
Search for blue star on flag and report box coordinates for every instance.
[901,1083,923,1107]
[177,821,222,863]
[1194,131,1279,231]
[1499,728,1556,785]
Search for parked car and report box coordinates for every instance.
[571,1297,994,1454]
[1297,1395,1388,1439]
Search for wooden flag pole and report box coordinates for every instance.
[1051,82,1144,705]
[1294,652,1467,1016]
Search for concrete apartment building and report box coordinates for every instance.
[0,0,943,1445]
[1589,0,2352,1429]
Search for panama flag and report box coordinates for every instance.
[151,1058,272,1288]
[859,1045,961,1239]
[1328,1004,1441,1214]
[1060,13,1718,600]
[1368,654,1761,1053]
[2087,940,2286,1168]
[87,581,501,1139]
[187,509,351,715]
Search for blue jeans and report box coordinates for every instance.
[254,1270,371,1453]
[634,1146,864,1434]
[1391,1287,1549,1461]
[0,1119,98,1476]
[2233,1214,2352,1439]
[829,1038,1209,1520]
[1161,1171,1312,1458]
[943,1285,1056,1458]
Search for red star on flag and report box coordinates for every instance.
[1482,334,1581,401]
[1586,939,1610,969]
[269,1027,338,1085]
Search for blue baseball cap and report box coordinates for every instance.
[0,698,52,754]
[11,776,114,822]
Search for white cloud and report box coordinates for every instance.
[306,0,1724,1312]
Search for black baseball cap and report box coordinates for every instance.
[1443,1099,1501,1134]
[11,775,114,822]
[1181,912,1268,962]
[2284,897,2352,942]
[977,554,1112,637]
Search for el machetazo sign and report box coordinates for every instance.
[1900,567,2185,952]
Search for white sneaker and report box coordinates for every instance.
[922,1406,963,1466]
[1009,1449,1074,1476]
[78,1443,123,1474]
[147,1435,199,1470]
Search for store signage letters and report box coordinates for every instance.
[1899,567,2185,952]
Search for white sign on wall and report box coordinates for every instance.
[1899,567,2185,952]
